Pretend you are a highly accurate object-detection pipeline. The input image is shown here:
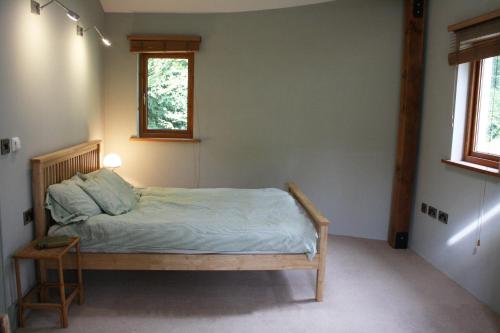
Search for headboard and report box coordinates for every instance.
[31,140,102,239]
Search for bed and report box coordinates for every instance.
[32,140,330,301]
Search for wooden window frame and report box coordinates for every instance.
[463,59,500,169]
[139,52,194,139]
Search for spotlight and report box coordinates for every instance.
[78,25,112,47]
[66,9,80,22]
[101,38,112,47]
[31,0,80,22]
[93,26,112,47]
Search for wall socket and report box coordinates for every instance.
[428,206,438,219]
[438,211,449,224]
[1,139,10,155]
[23,208,33,225]
[421,202,449,224]
[421,202,428,214]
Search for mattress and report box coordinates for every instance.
[48,187,318,259]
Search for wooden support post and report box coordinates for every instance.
[388,0,426,248]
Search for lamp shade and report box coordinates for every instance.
[103,153,122,169]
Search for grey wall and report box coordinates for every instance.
[103,0,404,240]
[410,0,500,314]
[0,0,105,311]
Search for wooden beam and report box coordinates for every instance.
[388,0,426,249]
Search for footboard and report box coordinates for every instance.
[288,182,330,301]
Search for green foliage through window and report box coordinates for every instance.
[147,58,188,130]
[487,56,500,141]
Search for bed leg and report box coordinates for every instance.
[316,270,324,302]
[315,225,328,302]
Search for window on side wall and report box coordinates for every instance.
[448,13,500,172]
[464,56,500,168]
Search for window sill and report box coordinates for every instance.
[441,159,500,178]
[130,136,201,143]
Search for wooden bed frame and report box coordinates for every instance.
[31,141,330,301]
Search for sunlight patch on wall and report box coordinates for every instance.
[447,202,500,246]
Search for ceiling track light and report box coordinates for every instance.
[31,0,80,22]
[30,0,111,48]
[77,25,112,47]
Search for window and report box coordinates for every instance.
[464,56,500,168]
[139,53,194,139]
[447,11,500,173]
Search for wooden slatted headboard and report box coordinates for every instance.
[31,140,102,239]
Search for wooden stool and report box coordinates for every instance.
[13,237,84,328]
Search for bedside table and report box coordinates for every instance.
[13,237,84,328]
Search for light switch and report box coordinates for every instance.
[11,137,21,152]
[0,139,10,155]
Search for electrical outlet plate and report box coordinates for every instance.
[438,211,448,224]
[31,0,41,15]
[1,139,10,155]
[11,137,21,152]
[413,0,424,18]
[421,202,428,214]
[428,206,437,219]
[23,209,34,225]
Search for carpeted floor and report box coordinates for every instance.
[17,236,500,333]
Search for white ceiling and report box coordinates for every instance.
[100,0,335,14]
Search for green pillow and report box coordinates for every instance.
[46,177,102,225]
[78,169,136,189]
[76,169,138,215]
